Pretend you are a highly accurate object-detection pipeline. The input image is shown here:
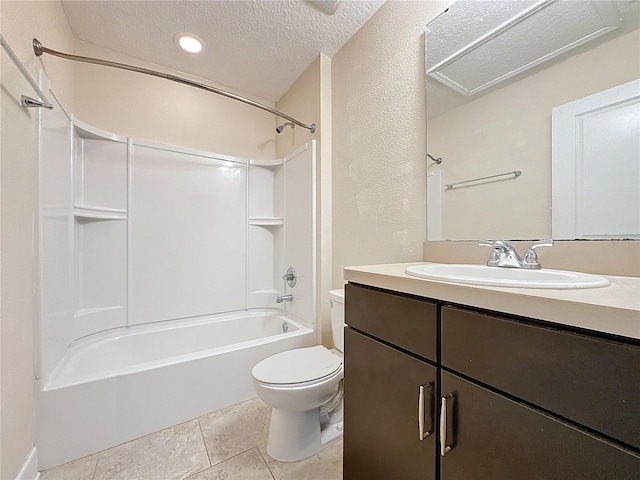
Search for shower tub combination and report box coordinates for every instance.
[36,311,315,469]
[37,102,318,469]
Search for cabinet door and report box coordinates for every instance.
[440,371,640,480]
[344,328,437,480]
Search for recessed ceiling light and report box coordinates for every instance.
[174,33,204,54]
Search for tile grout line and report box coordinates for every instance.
[171,418,213,480]
[196,418,213,469]
[91,452,99,480]
[257,446,277,480]
[183,446,271,479]
[209,446,262,468]
[194,410,267,471]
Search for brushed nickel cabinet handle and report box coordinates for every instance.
[440,394,454,456]
[418,383,433,440]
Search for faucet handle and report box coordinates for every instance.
[522,239,554,269]
[479,239,513,249]
[479,240,499,247]
[282,267,297,287]
[479,240,505,266]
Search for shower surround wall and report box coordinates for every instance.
[38,114,316,379]
[36,91,317,466]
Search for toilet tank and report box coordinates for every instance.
[329,289,345,352]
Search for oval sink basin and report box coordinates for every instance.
[404,264,611,289]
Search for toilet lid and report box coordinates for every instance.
[252,345,342,385]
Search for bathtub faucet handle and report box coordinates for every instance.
[282,267,297,288]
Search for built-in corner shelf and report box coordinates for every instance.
[249,159,284,168]
[74,205,128,221]
[249,217,283,226]
[73,118,127,143]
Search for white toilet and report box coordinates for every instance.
[252,288,345,462]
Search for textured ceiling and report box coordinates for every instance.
[60,0,386,102]
[426,0,640,118]
[430,0,622,94]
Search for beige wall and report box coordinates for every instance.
[73,41,277,159]
[429,28,640,241]
[0,1,76,478]
[331,0,455,286]
[276,55,334,346]
[275,57,321,159]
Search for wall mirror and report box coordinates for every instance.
[425,0,640,241]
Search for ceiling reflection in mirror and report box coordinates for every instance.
[425,0,640,241]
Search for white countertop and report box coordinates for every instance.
[344,262,640,340]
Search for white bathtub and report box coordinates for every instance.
[36,310,315,469]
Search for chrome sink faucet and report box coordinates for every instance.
[479,240,553,269]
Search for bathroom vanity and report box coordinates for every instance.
[342,263,640,480]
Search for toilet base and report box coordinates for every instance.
[266,406,343,462]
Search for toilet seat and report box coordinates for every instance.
[252,345,342,386]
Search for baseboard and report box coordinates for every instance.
[15,447,40,480]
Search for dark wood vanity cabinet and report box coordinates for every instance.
[344,284,438,480]
[344,283,640,480]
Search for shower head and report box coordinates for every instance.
[276,122,295,134]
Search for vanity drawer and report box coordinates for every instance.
[442,306,640,450]
[346,283,437,361]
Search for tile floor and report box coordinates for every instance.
[40,398,343,480]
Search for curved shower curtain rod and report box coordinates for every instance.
[32,38,316,133]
